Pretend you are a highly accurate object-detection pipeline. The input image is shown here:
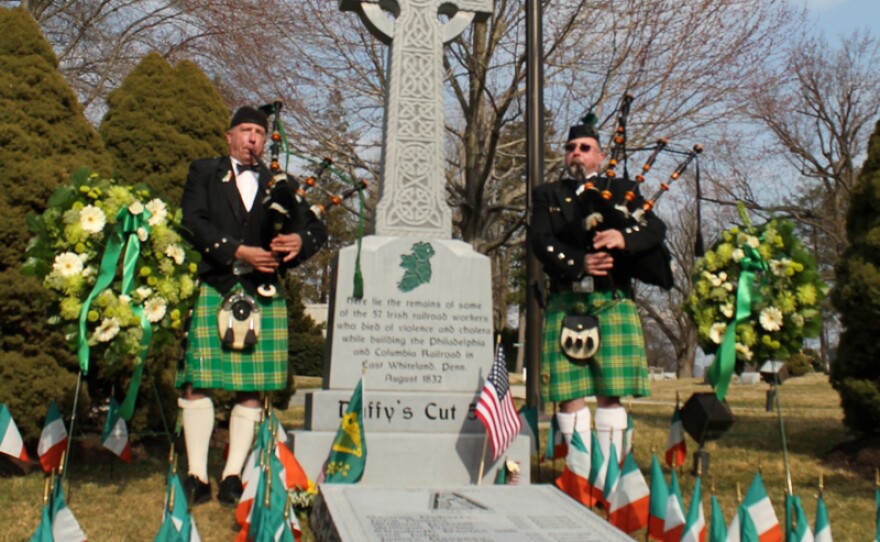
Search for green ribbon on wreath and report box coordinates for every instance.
[706,243,767,402]
[76,206,153,421]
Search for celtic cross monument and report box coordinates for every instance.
[291,0,532,492]
[340,0,492,237]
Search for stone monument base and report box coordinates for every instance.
[310,484,634,541]
[289,429,531,486]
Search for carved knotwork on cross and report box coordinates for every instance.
[339,0,492,238]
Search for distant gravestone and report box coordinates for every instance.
[288,0,532,486]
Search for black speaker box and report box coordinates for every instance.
[680,392,734,444]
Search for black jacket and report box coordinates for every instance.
[531,177,673,292]
[180,157,327,295]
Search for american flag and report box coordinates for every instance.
[475,346,521,461]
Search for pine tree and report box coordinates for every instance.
[0,7,112,440]
[831,118,880,436]
[99,51,228,204]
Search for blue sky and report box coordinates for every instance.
[802,0,880,39]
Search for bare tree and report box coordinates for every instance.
[6,0,218,120]
[727,31,880,259]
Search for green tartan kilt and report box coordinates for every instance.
[176,283,289,391]
[540,290,650,402]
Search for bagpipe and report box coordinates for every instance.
[250,100,368,233]
[217,101,370,347]
[569,94,702,291]
[572,93,702,231]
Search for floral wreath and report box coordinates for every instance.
[24,169,199,417]
[685,204,826,400]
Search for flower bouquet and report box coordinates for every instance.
[685,204,826,397]
[23,169,199,377]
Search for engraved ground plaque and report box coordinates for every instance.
[311,485,636,541]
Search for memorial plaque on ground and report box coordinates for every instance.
[311,485,635,542]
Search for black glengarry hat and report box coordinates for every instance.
[567,112,600,144]
[229,106,268,131]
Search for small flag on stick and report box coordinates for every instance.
[38,400,68,474]
[319,376,367,484]
[0,403,29,462]
[475,345,521,461]
[665,400,686,469]
[101,398,131,463]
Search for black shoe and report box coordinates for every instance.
[217,475,243,506]
[184,475,212,505]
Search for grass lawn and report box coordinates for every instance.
[0,373,875,541]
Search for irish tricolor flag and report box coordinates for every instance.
[725,472,782,542]
[647,455,668,541]
[681,476,706,542]
[0,403,29,461]
[588,431,607,507]
[607,450,650,533]
[710,494,727,542]
[665,406,686,469]
[813,494,831,542]
[51,476,88,542]
[555,430,594,508]
[101,399,131,463]
[663,469,686,542]
[789,495,814,542]
[38,400,68,473]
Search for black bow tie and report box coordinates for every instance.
[236,163,259,174]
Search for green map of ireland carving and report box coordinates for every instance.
[397,242,435,292]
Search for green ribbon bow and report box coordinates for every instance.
[76,206,153,421]
[707,243,766,402]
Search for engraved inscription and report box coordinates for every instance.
[332,293,492,391]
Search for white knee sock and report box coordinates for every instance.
[594,406,628,465]
[222,404,262,480]
[555,411,575,446]
[556,407,592,454]
[179,397,214,482]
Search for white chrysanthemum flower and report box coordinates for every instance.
[164,244,185,265]
[720,303,734,318]
[702,271,722,287]
[759,306,784,331]
[118,295,131,305]
[746,235,760,248]
[709,322,727,344]
[769,258,790,277]
[94,317,121,342]
[135,286,153,301]
[732,248,745,262]
[144,297,167,323]
[53,252,84,277]
[145,199,167,226]
[735,342,754,361]
[723,281,735,292]
[129,201,144,215]
[137,227,148,242]
[718,271,728,282]
[79,205,106,234]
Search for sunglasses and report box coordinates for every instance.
[565,143,593,153]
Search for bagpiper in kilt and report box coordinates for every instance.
[531,115,673,473]
[175,106,327,506]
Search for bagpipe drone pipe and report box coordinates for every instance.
[252,101,368,235]
[572,94,702,289]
